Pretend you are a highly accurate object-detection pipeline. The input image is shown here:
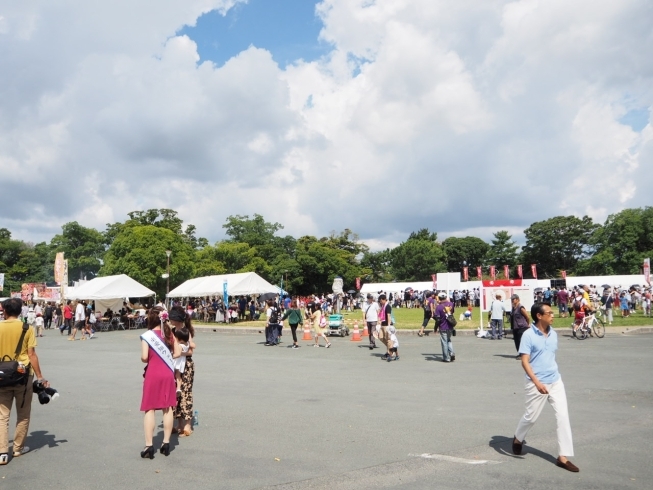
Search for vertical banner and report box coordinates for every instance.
[356,277,361,290]
[503,265,509,279]
[0,273,4,291]
[561,270,567,279]
[476,266,482,279]
[54,252,64,285]
[223,280,228,307]
[462,267,469,281]
[63,260,69,287]
[644,258,650,284]
[489,265,496,280]
[517,264,523,279]
[431,274,437,289]
[531,264,537,279]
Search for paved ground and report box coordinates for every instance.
[1,329,651,489]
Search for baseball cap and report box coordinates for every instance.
[437,292,447,299]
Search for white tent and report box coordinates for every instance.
[167,272,279,298]
[360,282,435,294]
[65,274,155,314]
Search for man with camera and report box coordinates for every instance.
[0,298,49,465]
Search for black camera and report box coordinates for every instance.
[33,380,59,405]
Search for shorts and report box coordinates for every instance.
[74,321,85,329]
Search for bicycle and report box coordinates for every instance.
[571,313,605,339]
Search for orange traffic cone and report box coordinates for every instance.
[302,323,313,341]
[351,320,362,341]
[361,321,369,337]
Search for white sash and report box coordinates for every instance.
[141,330,174,373]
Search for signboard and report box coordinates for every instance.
[480,279,532,312]
[437,272,461,292]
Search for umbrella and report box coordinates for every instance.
[346,290,357,294]
[404,287,413,292]
[630,284,642,290]
[534,288,543,293]
[601,284,611,288]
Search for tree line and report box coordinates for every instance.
[1,207,652,297]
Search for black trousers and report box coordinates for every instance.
[290,324,298,343]
[513,328,527,352]
[421,311,432,328]
[44,316,52,329]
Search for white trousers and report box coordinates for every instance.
[515,379,574,457]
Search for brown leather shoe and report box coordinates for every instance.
[556,459,579,472]
[512,437,523,455]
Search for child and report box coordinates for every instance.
[387,325,399,361]
[34,312,45,337]
[173,327,190,395]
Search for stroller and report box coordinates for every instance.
[326,314,349,337]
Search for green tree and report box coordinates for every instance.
[50,222,105,281]
[589,207,653,274]
[101,226,195,297]
[521,216,599,278]
[442,236,490,271]
[485,231,519,267]
[360,250,393,283]
[390,230,447,281]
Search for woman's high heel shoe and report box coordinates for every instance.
[140,446,154,459]
[160,443,170,456]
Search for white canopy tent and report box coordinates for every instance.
[65,274,155,314]
[167,272,279,298]
[360,282,435,294]
[563,275,647,289]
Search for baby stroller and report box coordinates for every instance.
[326,314,349,337]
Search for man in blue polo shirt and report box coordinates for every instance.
[512,303,579,472]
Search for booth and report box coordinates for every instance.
[65,274,155,314]
[167,272,279,298]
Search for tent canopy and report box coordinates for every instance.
[66,274,155,300]
[167,272,279,298]
[360,282,436,294]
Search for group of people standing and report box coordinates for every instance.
[139,305,196,459]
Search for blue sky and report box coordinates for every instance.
[179,0,330,67]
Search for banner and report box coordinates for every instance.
[431,274,437,289]
[0,273,4,291]
[489,265,496,280]
[223,280,228,307]
[644,258,650,284]
[503,265,509,279]
[476,266,482,279]
[531,264,537,279]
[561,270,567,279]
[356,277,361,290]
[54,252,65,285]
[462,267,469,281]
[517,264,523,278]
[63,259,69,287]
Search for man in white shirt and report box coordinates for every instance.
[362,294,380,350]
[69,300,86,341]
[489,292,509,340]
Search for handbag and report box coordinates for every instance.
[0,322,30,387]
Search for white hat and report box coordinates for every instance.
[437,292,447,299]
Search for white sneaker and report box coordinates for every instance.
[0,453,8,465]
[12,446,29,457]
[89,333,95,339]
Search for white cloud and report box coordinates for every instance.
[0,0,652,246]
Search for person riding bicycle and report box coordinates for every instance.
[572,291,593,337]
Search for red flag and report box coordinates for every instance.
[476,266,482,279]
[463,267,469,281]
[561,271,566,279]
[531,264,537,279]
[517,265,523,278]
[490,265,496,280]
[431,274,437,289]
[503,265,510,279]
[356,277,361,290]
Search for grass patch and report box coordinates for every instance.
[195,306,653,330]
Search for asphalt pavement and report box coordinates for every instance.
[1,328,651,489]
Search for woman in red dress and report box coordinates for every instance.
[140,307,180,459]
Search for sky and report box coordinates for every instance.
[0,0,652,251]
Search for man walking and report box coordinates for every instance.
[0,298,49,465]
[418,291,435,337]
[362,294,379,350]
[509,294,531,359]
[377,294,392,360]
[69,300,85,341]
[489,292,509,340]
[513,303,579,472]
[434,292,455,362]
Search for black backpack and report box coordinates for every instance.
[0,322,31,387]
[269,307,279,324]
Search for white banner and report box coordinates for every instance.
[644,258,651,285]
[0,273,4,291]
